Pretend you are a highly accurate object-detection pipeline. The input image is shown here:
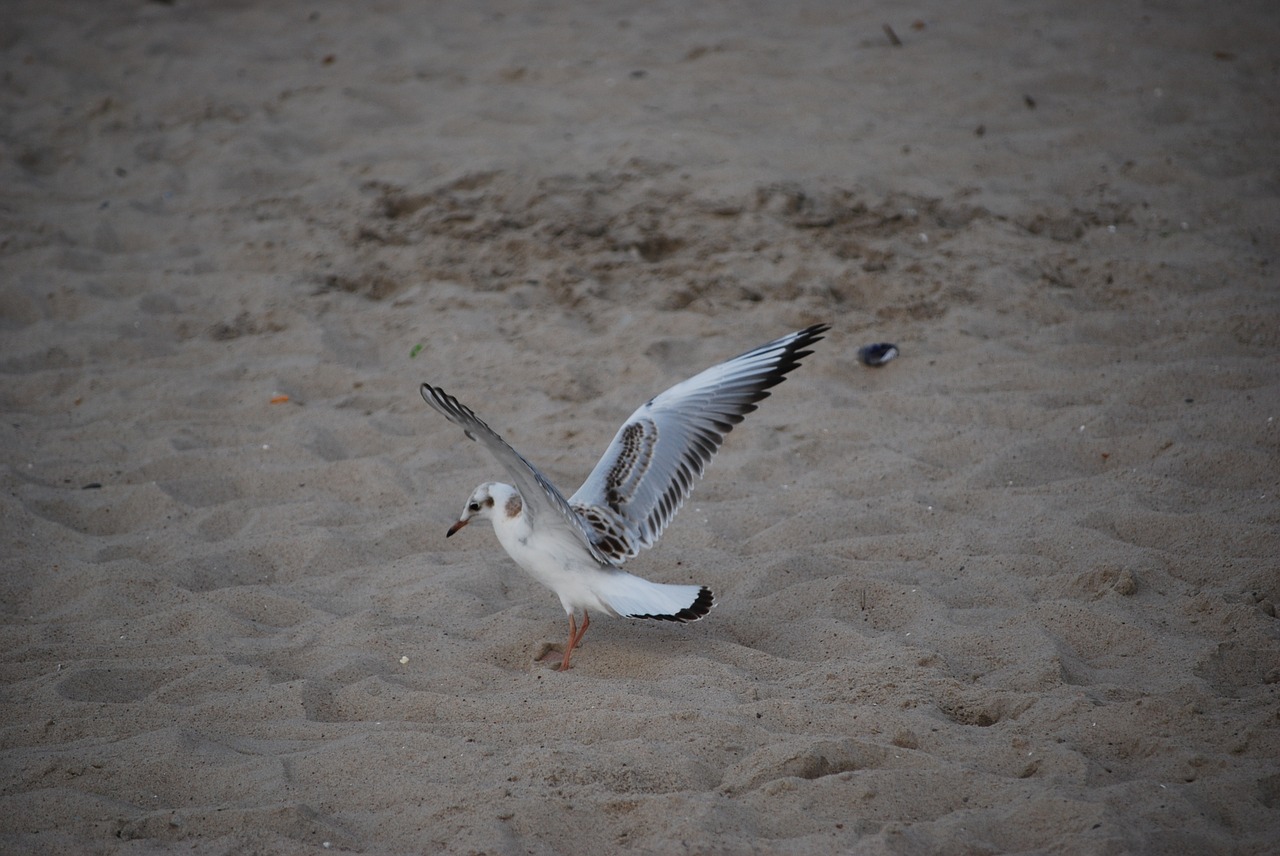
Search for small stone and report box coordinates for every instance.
[857,343,899,367]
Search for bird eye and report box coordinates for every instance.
[468,502,481,512]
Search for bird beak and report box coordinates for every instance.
[446,518,470,538]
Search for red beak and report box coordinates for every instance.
[446,518,469,538]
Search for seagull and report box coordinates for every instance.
[420,323,829,670]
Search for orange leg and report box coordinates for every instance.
[559,610,591,671]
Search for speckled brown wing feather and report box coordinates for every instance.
[568,323,829,564]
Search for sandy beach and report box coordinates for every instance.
[2,1,1278,852]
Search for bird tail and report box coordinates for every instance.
[599,573,714,622]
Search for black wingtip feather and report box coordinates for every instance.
[422,383,494,447]
[742,322,829,388]
[719,322,829,413]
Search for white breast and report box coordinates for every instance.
[489,506,620,616]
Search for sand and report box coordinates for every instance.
[2,1,1278,853]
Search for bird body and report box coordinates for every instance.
[451,481,713,624]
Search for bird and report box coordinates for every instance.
[420,323,829,670]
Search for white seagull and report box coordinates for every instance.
[421,323,828,670]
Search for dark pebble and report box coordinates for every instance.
[858,343,899,367]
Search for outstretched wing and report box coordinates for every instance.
[420,384,612,565]
[568,323,829,564]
